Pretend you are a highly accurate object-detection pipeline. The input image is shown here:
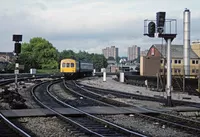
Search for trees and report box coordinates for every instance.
[17,37,106,72]
[91,54,107,71]
[59,50,76,60]
[18,37,59,71]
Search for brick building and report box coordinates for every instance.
[140,44,199,76]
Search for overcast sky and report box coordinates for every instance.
[1,0,200,56]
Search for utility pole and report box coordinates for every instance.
[12,34,22,92]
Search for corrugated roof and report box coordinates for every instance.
[153,44,199,59]
[0,52,14,56]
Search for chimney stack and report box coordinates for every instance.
[183,8,191,77]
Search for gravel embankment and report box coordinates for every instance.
[99,114,196,137]
[50,82,77,101]
[79,76,200,106]
[0,79,82,137]
[0,79,42,109]
[1,77,199,137]
[17,81,41,108]
[78,76,200,136]
[78,77,168,110]
[15,117,77,137]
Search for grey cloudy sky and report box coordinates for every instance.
[1,0,200,56]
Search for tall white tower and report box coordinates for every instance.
[183,9,191,76]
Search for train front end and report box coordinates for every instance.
[60,59,78,79]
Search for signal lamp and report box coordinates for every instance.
[14,43,21,54]
[148,22,156,36]
[156,12,166,27]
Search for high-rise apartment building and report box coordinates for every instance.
[127,45,140,61]
[140,50,149,57]
[102,46,118,60]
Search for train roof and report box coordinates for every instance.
[79,60,93,63]
[61,58,76,62]
[61,58,93,64]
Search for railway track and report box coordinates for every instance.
[0,77,35,137]
[64,80,130,107]
[0,113,31,137]
[32,79,148,137]
[70,80,200,135]
[52,81,111,107]
[77,83,200,108]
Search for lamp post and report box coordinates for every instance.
[12,34,22,92]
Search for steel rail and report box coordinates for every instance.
[74,80,200,134]
[0,113,31,137]
[31,80,109,137]
[49,80,148,137]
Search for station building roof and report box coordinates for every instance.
[149,44,199,59]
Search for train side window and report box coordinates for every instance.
[62,63,65,67]
[67,63,70,67]
[71,63,74,67]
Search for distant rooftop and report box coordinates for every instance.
[0,52,14,56]
[153,44,199,59]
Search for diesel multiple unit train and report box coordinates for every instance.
[60,58,93,78]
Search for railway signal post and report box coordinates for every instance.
[12,34,22,92]
[144,12,177,107]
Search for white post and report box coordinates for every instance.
[166,38,172,106]
[145,80,148,89]
[15,70,18,91]
[103,71,106,82]
[93,69,96,76]
[120,72,124,83]
[15,62,19,92]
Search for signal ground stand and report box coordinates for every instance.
[160,34,177,107]
[144,33,177,107]
[15,56,19,93]
[144,18,177,107]
[12,34,22,93]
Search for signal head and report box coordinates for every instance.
[148,22,156,37]
[156,12,166,27]
[14,42,21,55]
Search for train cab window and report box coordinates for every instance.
[71,63,74,67]
[62,63,65,67]
[66,63,70,67]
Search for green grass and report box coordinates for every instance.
[37,69,59,74]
